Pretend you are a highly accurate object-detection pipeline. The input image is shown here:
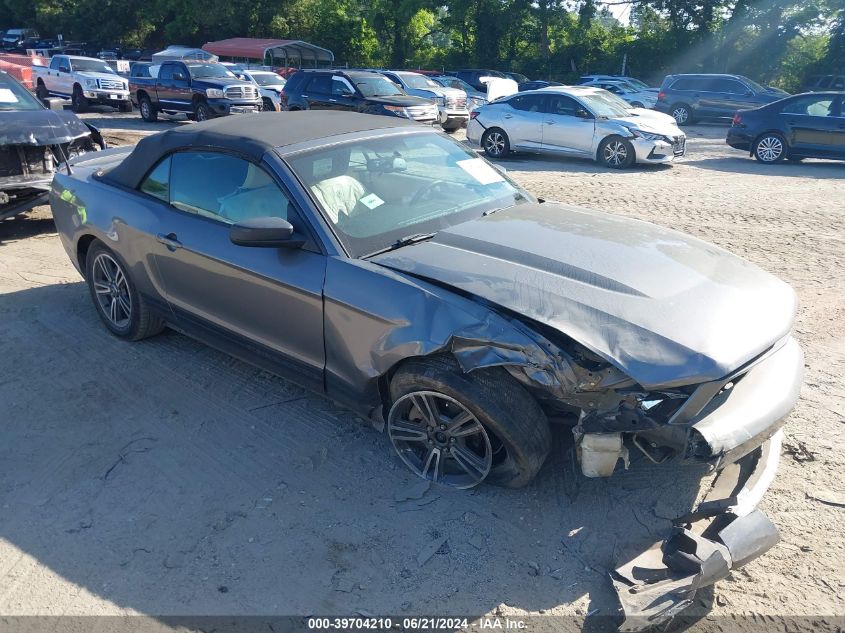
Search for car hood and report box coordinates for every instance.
[608,110,682,135]
[482,77,519,102]
[372,203,795,388]
[368,94,433,107]
[75,71,121,81]
[0,110,92,145]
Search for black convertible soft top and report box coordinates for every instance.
[103,111,419,189]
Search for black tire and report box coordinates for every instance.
[389,355,551,488]
[262,97,275,112]
[598,135,636,169]
[194,100,211,122]
[631,101,644,108]
[753,133,787,164]
[442,121,462,133]
[670,103,694,126]
[481,127,510,159]
[71,85,88,113]
[139,95,157,122]
[787,155,804,163]
[35,81,49,103]
[119,101,133,113]
[85,241,165,341]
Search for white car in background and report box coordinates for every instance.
[466,85,686,169]
[580,78,657,109]
[233,69,287,111]
[381,70,469,131]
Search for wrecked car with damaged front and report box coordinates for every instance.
[1,70,104,221]
[48,111,802,629]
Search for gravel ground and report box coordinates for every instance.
[0,111,843,629]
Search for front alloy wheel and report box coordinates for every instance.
[754,135,785,163]
[600,136,635,169]
[388,391,493,489]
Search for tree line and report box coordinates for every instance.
[3,0,844,90]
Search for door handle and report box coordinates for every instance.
[545,120,555,125]
[156,233,182,250]
[503,113,513,119]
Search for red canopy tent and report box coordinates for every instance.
[202,38,334,69]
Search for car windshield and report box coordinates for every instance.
[288,131,531,258]
[737,75,766,92]
[625,78,649,90]
[354,76,404,97]
[70,58,116,74]
[401,73,438,89]
[188,64,236,79]
[581,91,633,117]
[251,72,284,86]
[0,75,44,111]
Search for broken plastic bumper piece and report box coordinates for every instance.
[611,430,783,631]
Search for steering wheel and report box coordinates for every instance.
[410,180,450,206]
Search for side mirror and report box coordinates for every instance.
[173,72,186,81]
[45,97,64,111]
[576,108,592,119]
[59,66,70,73]
[229,216,302,248]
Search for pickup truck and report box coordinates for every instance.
[129,61,261,122]
[33,54,131,112]
[381,70,469,131]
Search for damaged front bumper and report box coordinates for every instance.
[612,430,783,631]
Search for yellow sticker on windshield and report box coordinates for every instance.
[456,158,505,185]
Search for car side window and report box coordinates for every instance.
[169,152,292,225]
[781,96,834,117]
[332,76,355,96]
[509,95,544,112]
[833,76,845,90]
[547,95,579,116]
[720,79,749,94]
[306,75,331,94]
[670,78,697,91]
[139,156,171,202]
[159,64,173,81]
[49,57,61,70]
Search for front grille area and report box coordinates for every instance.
[406,105,436,120]
[0,146,53,178]
[98,78,125,91]
[225,85,259,100]
[445,95,467,109]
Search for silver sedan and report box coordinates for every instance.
[467,85,686,169]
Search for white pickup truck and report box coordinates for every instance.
[33,55,131,112]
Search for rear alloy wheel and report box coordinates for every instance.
[85,241,164,341]
[599,135,635,169]
[753,134,786,163]
[194,101,211,122]
[388,356,551,489]
[671,103,693,126]
[481,128,510,159]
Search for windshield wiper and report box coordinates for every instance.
[363,232,437,258]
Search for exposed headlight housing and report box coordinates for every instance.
[624,127,663,142]
[384,105,409,118]
[206,88,225,98]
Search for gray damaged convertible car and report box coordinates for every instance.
[50,112,802,628]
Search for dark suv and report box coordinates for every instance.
[281,69,438,124]
[656,74,787,125]
[444,69,507,92]
[803,75,845,92]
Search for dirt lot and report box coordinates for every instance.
[1,111,843,629]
